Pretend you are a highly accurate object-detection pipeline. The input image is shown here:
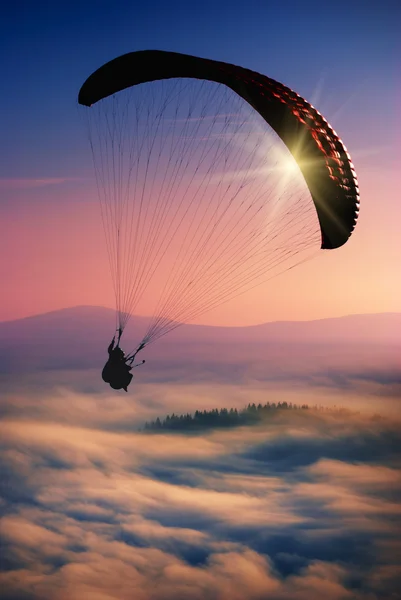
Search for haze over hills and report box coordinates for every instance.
[1,304,400,341]
[0,306,399,375]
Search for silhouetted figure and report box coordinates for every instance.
[102,333,145,392]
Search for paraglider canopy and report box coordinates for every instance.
[79,49,360,250]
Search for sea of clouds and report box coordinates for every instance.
[1,366,400,600]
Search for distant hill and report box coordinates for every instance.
[0,306,399,374]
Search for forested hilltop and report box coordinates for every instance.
[142,402,362,432]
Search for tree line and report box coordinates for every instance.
[141,402,353,432]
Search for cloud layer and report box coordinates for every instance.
[1,375,401,600]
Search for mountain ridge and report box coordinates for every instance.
[2,304,400,329]
[0,305,399,375]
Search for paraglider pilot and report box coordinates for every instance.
[102,331,145,392]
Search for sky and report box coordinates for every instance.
[0,0,400,325]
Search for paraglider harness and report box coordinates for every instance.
[102,329,146,392]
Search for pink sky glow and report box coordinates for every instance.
[1,156,400,326]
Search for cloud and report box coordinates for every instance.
[1,380,401,600]
[0,178,81,190]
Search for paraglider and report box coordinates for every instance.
[101,331,145,392]
[78,50,359,391]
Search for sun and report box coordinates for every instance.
[281,154,300,175]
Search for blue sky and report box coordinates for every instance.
[1,0,399,179]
